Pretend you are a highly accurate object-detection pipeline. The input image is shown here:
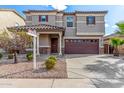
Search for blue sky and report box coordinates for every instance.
[0,5,124,35]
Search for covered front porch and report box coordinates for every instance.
[8,24,65,55]
[37,32,63,55]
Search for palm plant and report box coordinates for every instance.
[110,22,124,56]
[116,22,124,35]
[111,38,124,56]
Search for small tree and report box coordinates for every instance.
[110,38,124,56]
[0,30,32,63]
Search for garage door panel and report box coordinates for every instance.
[65,39,99,54]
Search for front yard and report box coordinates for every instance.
[0,55,67,78]
[1,54,124,87]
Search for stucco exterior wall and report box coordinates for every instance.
[118,45,124,54]
[55,13,63,27]
[32,15,38,25]
[63,15,76,37]
[26,12,106,37]
[28,15,56,26]
[39,34,50,47]
[76,16,105,35]
[0,11,25,31]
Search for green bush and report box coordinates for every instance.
[48,56,57,61]
[26,52,33,61]
[0,53,3,59]
[8,54,13,59]
[45,57,57,70]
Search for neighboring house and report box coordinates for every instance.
[104,33,124,54]
[0,9,25,52]
[9,10,107,55]
[0,9,25,32]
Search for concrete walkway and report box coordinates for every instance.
[0,79,95,88]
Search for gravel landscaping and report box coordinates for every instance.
[0,55,67,78]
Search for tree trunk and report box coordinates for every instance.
[13,51,17,63]
[113,46,119,56]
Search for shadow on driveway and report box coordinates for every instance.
[84,58,124,88]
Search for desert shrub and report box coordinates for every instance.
[45,56,57,70]
[0,53,3,59]
[8,54,13,59]
[48,56,57,61]
[26,52,33,61]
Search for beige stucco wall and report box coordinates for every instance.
[0,11,25,31]
[39,34,50,47]
[26,12,106,37]
[63,15,76,37]
[76,16,105,35]
[27,15,56,26]
[55,13,63,27]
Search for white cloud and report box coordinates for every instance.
[51,5,67,11]
[105,24,109,27]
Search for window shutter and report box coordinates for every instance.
[39,15,41,22]
[46,15,48,22]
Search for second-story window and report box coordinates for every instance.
[41,15,47,22]
[39,15,48,22]
[67,16,73,27]
[86,16,95,25]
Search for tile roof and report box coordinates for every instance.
[23,9,108,14]
[104,32,124,40]
[23,10,58,13]
[8,24,65,31]
[63,11,75,15]
[75,10,108,14]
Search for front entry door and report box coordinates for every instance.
[51,38,58,53]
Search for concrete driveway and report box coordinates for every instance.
[66,54,124,88]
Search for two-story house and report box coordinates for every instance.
[9,10,107,55]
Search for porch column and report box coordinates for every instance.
[59,32,62,56]
[37,33,40,55]
[33,36,37,69]
[99,37,104,54]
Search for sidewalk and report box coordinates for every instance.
[0,79,95,88]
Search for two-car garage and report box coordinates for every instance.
[65,39,99,54]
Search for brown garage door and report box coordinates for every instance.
[65,39,99,54]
